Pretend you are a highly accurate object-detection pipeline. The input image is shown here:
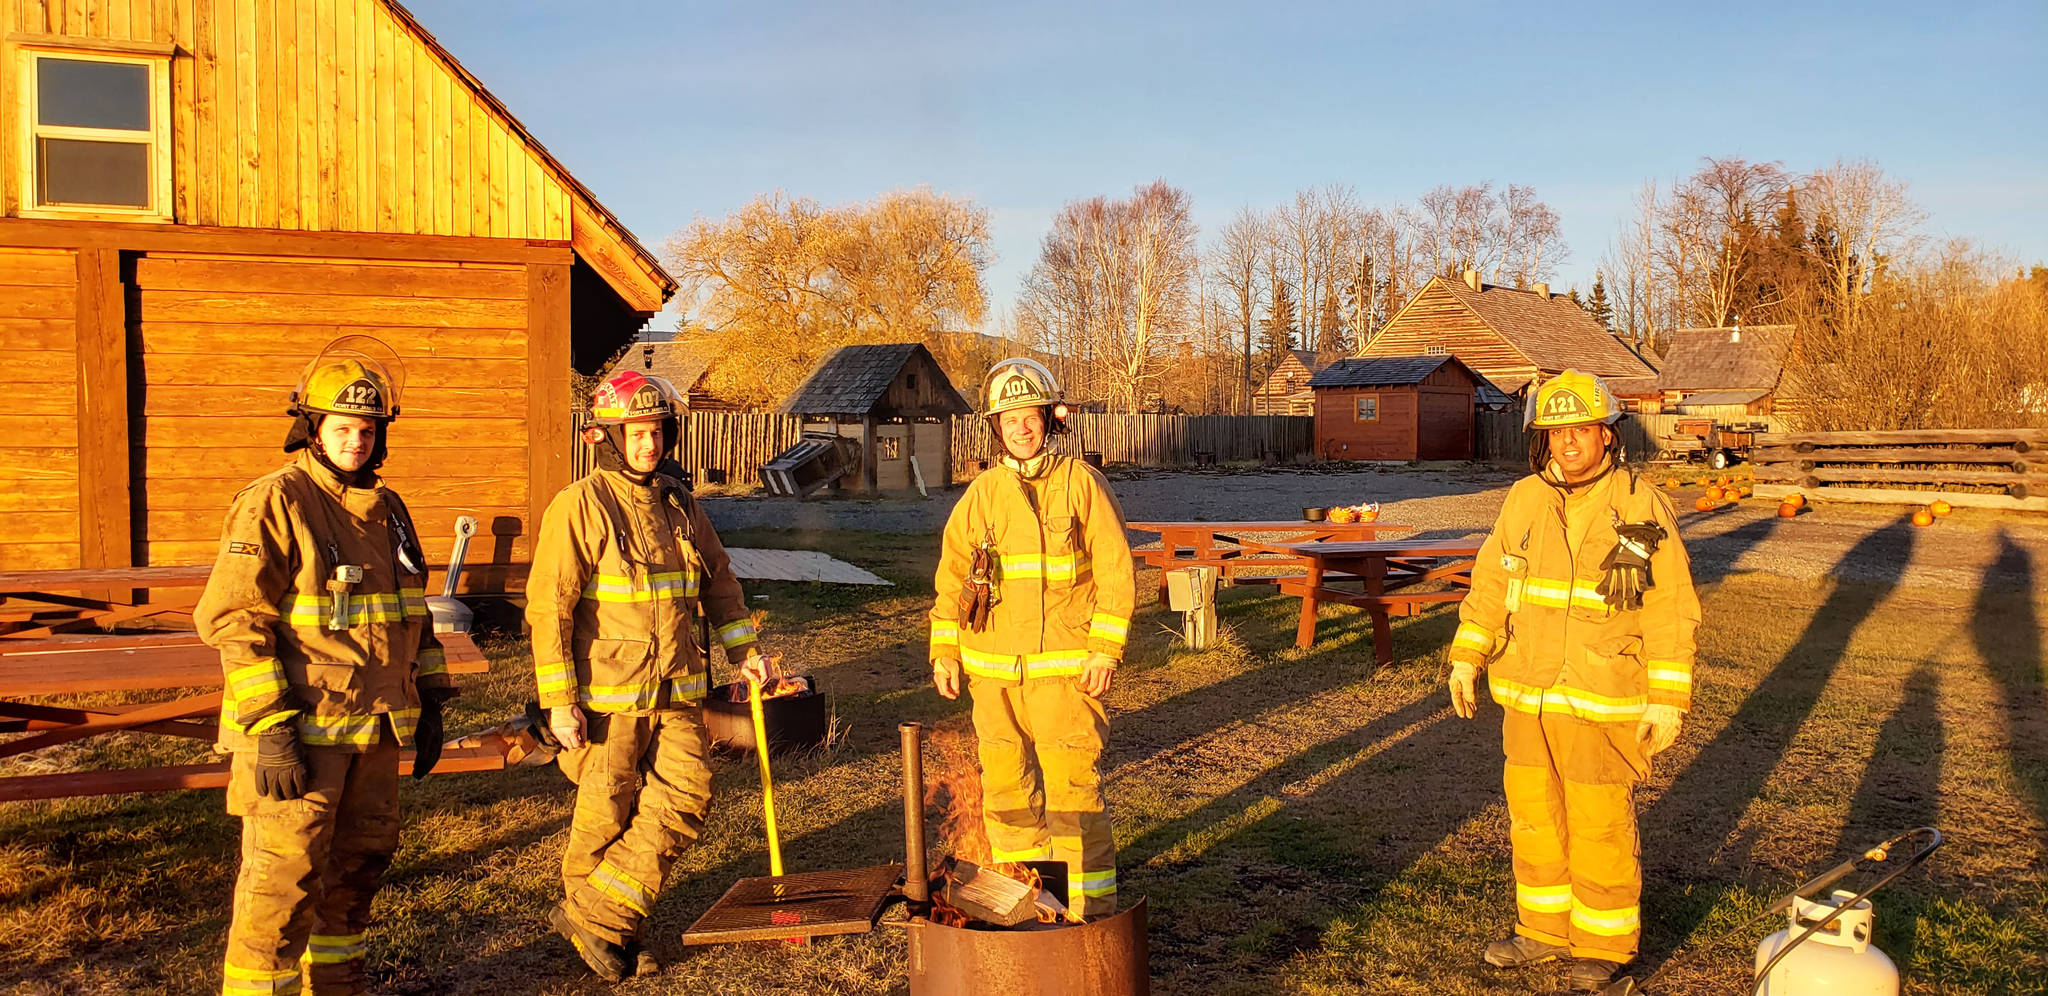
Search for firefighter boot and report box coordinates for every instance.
[1483,933,1570,968]
[550,903,626,982]
[622,937,661,977]
[1569,958,1625,991]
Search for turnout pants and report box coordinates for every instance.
[1501,704,1649,963]
[221,736,400,996]
[969,675,1117,918]
[556,707,713,946]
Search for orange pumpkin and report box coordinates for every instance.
[1328,505,1359,523]
[1738,485,1753,498]
[1696,477,1710,487]
[1930,500,1952,516]
[1912,509,1934,527]
[1778,502,1799,518]
[1695,496,1717,513]
[1717,475,1732,487]
[1706,486,1725,501]
[1786,493,1807,508]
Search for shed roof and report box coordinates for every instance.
[777,343,972,416]
[1605,375,1664,398]
[1658,326,1793,392]
[1679,389,1773,407]
[1432,277,1659,380]
[603,340,714,395]
[1310,354,1467,388]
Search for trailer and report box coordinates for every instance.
[1659,417,1769,469]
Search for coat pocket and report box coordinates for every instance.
[1568,634,1647,704]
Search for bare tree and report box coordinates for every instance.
[1209,207,1267,411]
[1797,159,1926,332]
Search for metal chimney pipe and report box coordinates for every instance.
[900,721,929,903]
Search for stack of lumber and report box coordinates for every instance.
[1752,428,2048,510]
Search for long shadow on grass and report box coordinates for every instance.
[1975,530,2046,850]
[1826,655,1944,966]
[1684,513,1781,587]
[1636,516,1916,957]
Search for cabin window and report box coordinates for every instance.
[17,48,172,220]
[1425,345,1449,355]
[877,436,902,461]
[1355,395,1379,422]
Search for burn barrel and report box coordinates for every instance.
[704,677,827,755]
[907,898,1149,996]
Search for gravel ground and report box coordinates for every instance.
[702,466,2048,596]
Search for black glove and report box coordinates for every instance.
[1597,519,1667,611]
[525,700,564,751]
[254,725,310,801]
[411,688,457,780]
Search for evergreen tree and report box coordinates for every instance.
[1260,271,1298,368]
[1585,271,1614,332]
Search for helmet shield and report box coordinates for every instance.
[292,335,404,420]
[982,358,1062,418]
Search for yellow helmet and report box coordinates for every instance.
[983,358,1062,418]
[292,336,403,420]
[1525,369,1622,430]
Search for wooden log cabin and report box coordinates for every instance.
[0,0,674,591]
[1359,270,1655,397]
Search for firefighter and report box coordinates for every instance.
[197,337,451,996]
[928,358,1135,920]
[1447,370,1700,990]
[528,370,776,980]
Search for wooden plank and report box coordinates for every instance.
[326,0,350,229]
[295,0,320,228]
[138,474,525,511]
[137,321,530,357]
[137,416,525,447]
[0,216,571,261]
[0,447,81,479]
[0,287,76,320]
[3,511,79,543]
[0,543,81,570]
[1751,483,2048,512]
[0,415,79,447]
[135,354,525,389]
[138,384,524,418]
[411,37,433,236]
[140,503,528,542]
[372,7,394,232]
[570,201,665,313]
[0,479,80,512]
[487,113,508,238]
[1751,445,2028,466]
[188,0,216,224]
[448,59,469,238]
[74,248,132,572]
[1757,429,2048,449]
[431,52,452,236]
[468,96,489,237]
[0,383,78,416]
[0,248,81,286]
[133,289,528,327]
[131,255,528,298]
[527,262,570,537]
[1753,465,2048,487]
[263,0,295,230]
[142,534,530,567]
[140,445,525,480]
[394,22,416,233]
[235,0,259,228]
[0,349,79,382]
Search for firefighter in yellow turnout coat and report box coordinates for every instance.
[198,338,451,996]
[1448,370,1700,991]
[930,359,1135,919]
[527,370,775,981]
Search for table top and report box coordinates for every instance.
[0,565,215,592]
[0,630,489,697]
[1128,520,1406,532]
[1244,538,1483,559]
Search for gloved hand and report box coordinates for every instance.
[1448,661,1481,719]
[1598,519,1667,611]
[549,705,588,751]
[931,658,962,700]
[1637,703,1684,757]
[411,687,457,780]
[1080,653,1118,698]
[525,701,564,751]
[254,725,310,801]
[737,649,781,687]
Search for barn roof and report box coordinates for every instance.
[1680,389,1773,407]
[777,343,972,416]
[1311,354,1471,388]
[603,340,714,394]
[1432,277,1658,381]
[1658,326,1793,392]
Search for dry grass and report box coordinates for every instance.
[2,523,2043,995]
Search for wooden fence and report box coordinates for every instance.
[1751,428,2048,510]
[950,413,1315,476]
[571,411,809,486]
[1475,411,1796,465]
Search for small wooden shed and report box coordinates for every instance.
[775,343,972,494]
[1309,355,1488,461]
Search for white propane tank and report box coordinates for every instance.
[1754,890,1899,995]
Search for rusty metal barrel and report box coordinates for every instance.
[907,897,1149,996]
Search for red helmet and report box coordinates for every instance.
[589,370,682,425]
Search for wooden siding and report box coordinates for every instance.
[0,246,80,568]
[1317,386,1418,461]
[127,251,532,573]
[1361,283,1538,391]
[1252,352,1317,415]
[2,0,572,241]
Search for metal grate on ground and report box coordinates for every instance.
[682,864,904,945]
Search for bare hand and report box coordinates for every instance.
[1080,653,1118,697]
[931,658,962,700]
[1448,662,1480,719]
[548,705,587,751]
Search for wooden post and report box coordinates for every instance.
[862,416,878,494]
[75,248,132,582]
[526,263,572,582]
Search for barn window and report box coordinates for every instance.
[1355,395,1379,422]
[17,47,172,220]
[877,436,902,461]
[1425,345,1449,355]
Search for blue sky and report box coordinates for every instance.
[417,0,2047,330]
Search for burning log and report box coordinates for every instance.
[931,857,1069,927]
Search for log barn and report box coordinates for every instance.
[776,343,972,494]
[0,0,674,591]
[1359,270,1655,397]
[1250,349,1327,416]
[1309,354,1489,462]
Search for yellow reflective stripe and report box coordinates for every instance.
[578,673,707,711]
[961,647,1092,680]
[302,933,366,964]
[588,859,656,915]
[414,647,447,677]
[1570,898,1640,936]
[228,661,289,715]
[399,587,428,615]
[1087,612,1129,644]
[1452,623,1495,653]
[990,842,1052,863]
[716,618,758,649]
[998,551,1091,581]
[930,621,960,647]
[668,673,708,703]
[297,714,386,747]
[246,709,299,733]
[1073,869,1118,896]
[960,647,1023,680]
[1647,665,1692,691]
[581,570,701,603]
[1489,676,1647,723]
[535,661,577,696]
[280,592,414,625]
[1023,651,1091,679]
[1516,577,1610,614]
[1517,882,1573,913]
[223,964,301,994]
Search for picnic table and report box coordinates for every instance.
[0,567,499,803]
[1240,538,1483,664]
[0,565,214,638]
[1126,520,1412,603]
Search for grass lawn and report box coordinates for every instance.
[2,523,2044,995]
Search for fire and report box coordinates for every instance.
[921,722,1077,926]
[726,674,811,702]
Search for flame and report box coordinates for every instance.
[726,674,811,703]
[919,720,1080,927]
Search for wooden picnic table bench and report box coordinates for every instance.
[0,565,216,638]
[1126,520,1413,603]
[0,565,500,803]
[1240,538,1483,665]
